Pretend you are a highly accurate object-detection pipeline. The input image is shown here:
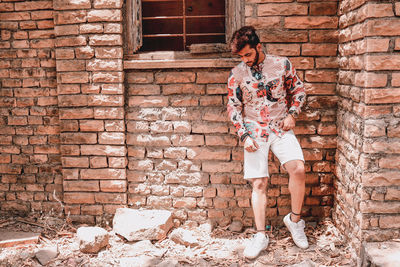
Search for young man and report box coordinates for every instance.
[227,26,308,259]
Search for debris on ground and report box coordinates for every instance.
[0,210,356,266]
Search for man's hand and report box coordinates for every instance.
[279,114,296,131]
[244,136,259,152]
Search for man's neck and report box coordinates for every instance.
[257,51,265,65]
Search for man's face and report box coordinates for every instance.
[237,44,261,67]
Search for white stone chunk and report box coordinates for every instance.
[77,226,109,254]
[113,208,173,241]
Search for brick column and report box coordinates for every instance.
[54,0,126,224]
[0,0,62,214]
[335,0,400,259]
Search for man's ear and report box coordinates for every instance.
[256,43,262,52]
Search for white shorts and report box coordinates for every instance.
[243,130,304,179]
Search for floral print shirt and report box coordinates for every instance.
[227,54,306,142]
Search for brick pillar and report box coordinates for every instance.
[0,0,62,214]
[335,0,400,259]
[54,0,126,224]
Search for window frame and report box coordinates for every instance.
[125,0,244,56]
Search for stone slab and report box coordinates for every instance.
[363,241,400,267]
[0,230,40,248]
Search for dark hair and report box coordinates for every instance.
[230,26,260,54]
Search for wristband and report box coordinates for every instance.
[240,133,250,142]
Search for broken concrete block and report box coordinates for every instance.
[35,246,58,266]
[0,230,40,248]
[288,259,316,267]
[119,256,160,267]
[126,240,166,258]
[229,221,243,232]
[363,241,400,267]
[170,228,200,248]
[77,226,109,254]
[113,208,173,241]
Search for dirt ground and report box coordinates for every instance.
[0,212,356,267]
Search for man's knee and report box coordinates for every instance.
[286,160,305,177]
[251,177,268,192]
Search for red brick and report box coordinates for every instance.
[54,11,87,25]
[302,44,337,56]
[109,157,126,168]
[305,70,337,83]
[32,10,53,20]
[202,161,242,173]
[80,24,103,34]
[98,132,125,144]
[258,3,308,16]
[245,17,280,29]
[388,124,400,138]
[64,180,99,192]
[60,132,97,144]
[62,156,89,168]
[171,134,204,146]
[379,156,400,169]
[55,36,86,47]
[100,180,126,192]
[128,96,168,107]
[310,2,337,16]
[94,0,123,8]
[0,12,30,21]
[37,20,54,29]
[79,120,104,132]
[95,193,126,204]
[80,168,126,180]
[173,197,196,208]
[94,107,124,119]
[363,140,400,154]
[0,3,14,12]
[60,108,93,119]
[197,71,229,84]
[127,72,154,84]
[266,44,300,56]
[89,34,122,46]
[393,73,400,87]
[95,47,123,59]
[81,145,126,156]
[187,147,230,161]
[64,192,95,204]
[53,0,91,10]
[87,9,121,22]
[285,16,338,29]
[364,89,400,104]
[75,46,95,59]
[90,156,107,168]
[163,84,205,95]
[92,72,123,83]
[366,55,400,71]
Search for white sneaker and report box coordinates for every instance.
[243,232,269,259]
[283,213,309,249]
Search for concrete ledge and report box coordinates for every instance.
[124,58,240,69]
[362,241,400,267]
[0,230,40,248]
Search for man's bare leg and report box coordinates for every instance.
[251,177,268,231]
[284,160,306,222]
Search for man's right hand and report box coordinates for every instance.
[244,136,259,152]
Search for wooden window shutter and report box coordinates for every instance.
[127,0,142,53]
[225,0,244,44]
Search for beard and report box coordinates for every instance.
[247,48,260,67]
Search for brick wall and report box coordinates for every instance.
[0,0,62,214]
[244,0,339,224]
[53,0,126,225]
[1,0,399,257]
[334,0,400,258]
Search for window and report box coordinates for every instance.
[126,0,243,54]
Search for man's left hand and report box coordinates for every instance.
[279,114,296,131]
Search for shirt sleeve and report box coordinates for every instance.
[227,71,249,141]
[284,58,306,118]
